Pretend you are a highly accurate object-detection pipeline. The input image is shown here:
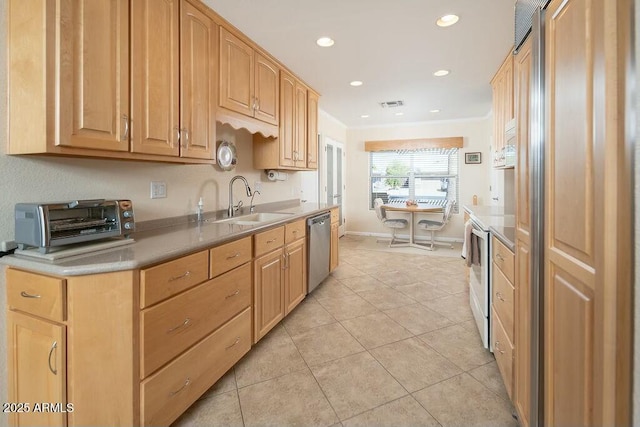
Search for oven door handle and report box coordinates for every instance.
[471,229,486,238]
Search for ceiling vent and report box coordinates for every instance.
[379,100,404,108]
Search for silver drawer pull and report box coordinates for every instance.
[226,337,241,349]
[225,289,240,299]
[496,254,505,261]
[48,341,58,375]
[494,341,505,354]
[169,378,191,396]
[20,291,41,299]
[122,114,129,141]
[226,253,240,260]
[266,239,277,244]
[496,292,505,302]
[169,271,191,282]
[168,318,191,333]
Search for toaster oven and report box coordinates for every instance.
[15,199,135,253]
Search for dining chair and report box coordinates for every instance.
[417,200,455,250]
[373,198,408,247]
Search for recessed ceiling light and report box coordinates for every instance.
[361,114,370,118]
[433,69,450,77]
[350,80,363,87]
[316,37,335,47]
[436,14,459,27]
[430,109,441,113]
[395,112,404,116]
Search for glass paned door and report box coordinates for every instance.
[322,136,345,236]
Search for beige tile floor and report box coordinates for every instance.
[172,235,517,427]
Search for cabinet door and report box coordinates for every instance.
[131,0,180,156]
[219,27,254,117]
[307,90,319,169]
[254,52,279,125]
[180,0,216,160]
[58,0,130,152]
[330,222,339,272]
[294,81,308,167]
[514,35,532,427]
[253,249,284,342]
[279,71,296,167]
[284,239,306,315]
[8,312,66,427]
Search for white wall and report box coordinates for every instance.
[344,117,492,240]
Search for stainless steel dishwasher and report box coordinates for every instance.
[307,212,331,294]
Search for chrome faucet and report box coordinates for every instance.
[228,175,252,217]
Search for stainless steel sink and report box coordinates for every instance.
[207,212,294,226]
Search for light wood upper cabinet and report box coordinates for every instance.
[7,0,216,164]
[8,0,140,153]
[294,81,308,167]
[307,90,319,169]
[219,27,254,117]
[8,311,66,427]
[131,0,180,157]
[59,0,130,152]
[278,71,297,168]
[491,50,514,168]
[180,0,217,160]
[253,70,318,171]
[254,52,280,125]
[218,27,280,132]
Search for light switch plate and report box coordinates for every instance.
[150,181,167,199]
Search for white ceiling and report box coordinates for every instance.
[204,0,515,128]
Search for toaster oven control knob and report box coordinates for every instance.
[124,222,134,230]
[123,210,133,218]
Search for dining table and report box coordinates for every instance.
[382,202,444,250]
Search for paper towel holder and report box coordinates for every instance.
[266,170,288,181]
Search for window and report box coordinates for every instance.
[369,148,459,212]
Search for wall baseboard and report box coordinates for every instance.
[345,231,464,244]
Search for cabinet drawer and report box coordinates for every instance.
[492,263,515,341]
[492,306,514,400]
[140,251,209,308]
[6,269,65,322]
[492,236,515,282]
[141,307,251,427]
[141,263,251,378]
[254,226,285,257]
[210,236,252,278]
[285,219,306,244]
[330,208,339,224]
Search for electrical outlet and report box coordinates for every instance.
[254,181,262,193]
[150,181,167,199]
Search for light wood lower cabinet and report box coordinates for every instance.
[7,311,66,427]
[330,207,340,272]
[253,248,285,342]
[491,236,515,400]
[253,226,307,343]
[141,308,251,426]
[284,238,307,314]
[5,213,327,426]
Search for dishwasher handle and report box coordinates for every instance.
[307,213,331,226]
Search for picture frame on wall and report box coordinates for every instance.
[465,152,482,164]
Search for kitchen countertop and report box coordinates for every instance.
[463,205,516,251]
[1,201,337,277]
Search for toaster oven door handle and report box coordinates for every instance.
[67,199,106,209]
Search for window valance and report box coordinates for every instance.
[364,137,463,152]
